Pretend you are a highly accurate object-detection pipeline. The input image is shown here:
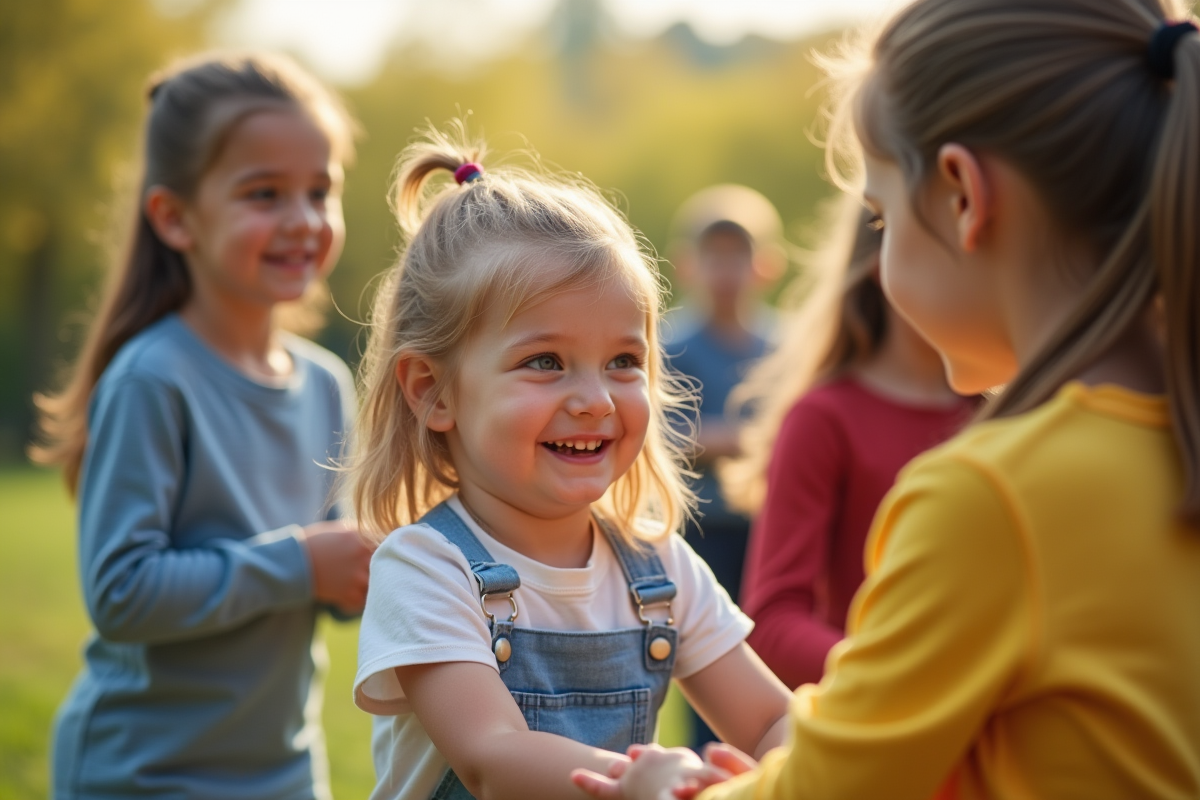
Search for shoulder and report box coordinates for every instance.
[285,334,355,395]
[373,520,473,581]
[776,380,858,444]
[645,530,727,601]
[865,445,1030,607]
[915,385,1109,489]
[101,315,194,390]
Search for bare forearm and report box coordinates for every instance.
[752,714,790,760]
[746,608,842,690]
[467,730,623,800]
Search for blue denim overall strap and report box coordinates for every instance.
[419,502,678,800]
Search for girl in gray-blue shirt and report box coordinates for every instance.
[31,52,373,800]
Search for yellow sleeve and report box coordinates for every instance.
[699,454,1035,800]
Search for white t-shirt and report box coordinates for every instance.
[354,496,753,800]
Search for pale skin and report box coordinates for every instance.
[572,143,1165,799]
[394,276,792,800]
[143,107,373,614]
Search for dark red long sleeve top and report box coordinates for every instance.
[741,377,975,689]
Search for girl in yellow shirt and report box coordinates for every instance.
[573,1,1200,798]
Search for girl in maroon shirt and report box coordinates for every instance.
[722,197,975,689]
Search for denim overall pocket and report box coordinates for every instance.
[509,687,653,752]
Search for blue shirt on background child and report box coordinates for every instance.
[52,313,355,800]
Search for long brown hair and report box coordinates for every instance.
[29,51,356,494]
[824,0,1200,521]
[721,194,885,515]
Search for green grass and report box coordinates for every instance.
[0,468,689,799]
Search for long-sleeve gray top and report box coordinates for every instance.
[52,313,355,800]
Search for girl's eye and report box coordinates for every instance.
[867,214,885,231]
[607,354,642,370]
[247,187,278,202]
[525,355,561,371]
[310,187,330,203]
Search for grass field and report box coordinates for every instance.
[0,467,689,799]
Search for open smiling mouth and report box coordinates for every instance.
[543,440,606,456]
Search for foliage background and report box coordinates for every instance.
[0,0,843,796]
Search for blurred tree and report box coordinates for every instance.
[0,0,207,459]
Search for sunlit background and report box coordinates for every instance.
[0,1,896,796]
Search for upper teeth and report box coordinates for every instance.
[553,440,601,451]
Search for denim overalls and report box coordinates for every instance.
[420,502,679,800]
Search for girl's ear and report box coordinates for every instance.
[936,144,991,253]
[396,355,454,432]
[144,186,194,252]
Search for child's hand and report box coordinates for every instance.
[700,743,758,779]
[572,744,731,800]
[300,521,374,614]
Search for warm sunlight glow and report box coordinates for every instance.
[210,0,902,85]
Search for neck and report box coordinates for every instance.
[179,287,291,382]
[457,487,594,569]
[1072,308,1166,395]
[997,222,1165,396]
[855,306,961,406]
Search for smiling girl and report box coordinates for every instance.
[32,52,372,800]
[347,126,792,800]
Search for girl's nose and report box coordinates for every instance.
[566,375,616,417]
[282,194,323,235]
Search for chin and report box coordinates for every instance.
[547,484,611,509]
[945,360,1012,396]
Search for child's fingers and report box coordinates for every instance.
[702,743,758,776]
[571,768,623,799]
[608,758,631,779]
[670,765,734,799]
[671,778,703,800]
[627,743,652,760]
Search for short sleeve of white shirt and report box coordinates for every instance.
[354,496,752,714]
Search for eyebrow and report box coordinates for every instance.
[504,332,647,351]
[233,168,332,186]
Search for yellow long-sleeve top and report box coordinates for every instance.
[703,383,1200,800]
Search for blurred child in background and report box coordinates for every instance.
[723,195,973,690]
[662,184,785,748]
[31,52,372,800]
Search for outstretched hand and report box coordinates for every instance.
[700,743,758,780]
[572,744,750,800]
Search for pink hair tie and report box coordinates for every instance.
[454,162,484,185]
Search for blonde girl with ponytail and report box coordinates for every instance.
[347,125,792,800]
[572,1,1200,799]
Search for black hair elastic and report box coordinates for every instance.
[1147,20,1198,80]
